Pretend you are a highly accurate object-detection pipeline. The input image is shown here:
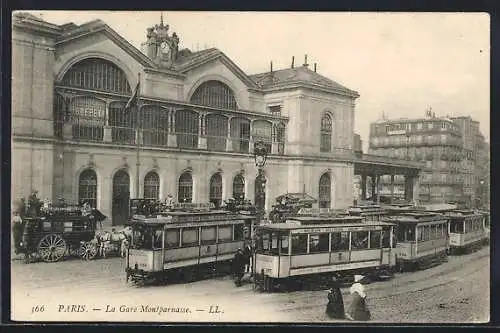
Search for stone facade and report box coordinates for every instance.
[12,13,359,226]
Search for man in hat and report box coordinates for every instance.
[232,248,246,287]
[325,275,345,319]
[346,275,371,321]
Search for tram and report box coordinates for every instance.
[253,209,397,292]
[383,212,449,272]
[125,203,256,284]
[445,209,488,254]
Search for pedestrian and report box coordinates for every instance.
[232,248,245,287]
[12,211,24,254]
[325,275,345,319]
[346,275,371,321]
[243,243,253,274]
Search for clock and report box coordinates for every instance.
[160,41,169,50]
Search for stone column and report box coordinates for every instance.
[390,174,395,204]
[226,117,234,152]
[361,175,367,200]
[412,175,420,205]
[371,176,376,202]
[376,175,381,205]
[167,108,177,148]
[198,112,207,150]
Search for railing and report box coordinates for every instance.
[356,153,425,168]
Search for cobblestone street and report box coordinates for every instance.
[11,246,489,323]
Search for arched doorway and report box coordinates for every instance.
[144,171,160,200]
[319,173,331,208]
[233,174,245,200]
[209,173,223,208]
[112,169,130,225]
[178,171,193,203]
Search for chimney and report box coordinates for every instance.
[291,56,295,68]
[270,61,273,72]
[314,63,317,72]
[303,54,308,67]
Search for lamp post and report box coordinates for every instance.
[254,141,268,222]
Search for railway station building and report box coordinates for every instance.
[12,13,364,225]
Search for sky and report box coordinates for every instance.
[23,11,490,149]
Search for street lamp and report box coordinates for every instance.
[254,141,268,221]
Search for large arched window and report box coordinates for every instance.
[109,101,136,144]
[178,172,193,203]
[141,105,169,147]
[79,169,97,208]
[209,173,223,208]
[144,171,160,200]
[175,110,199,149]
[190,80,238,110]
[206,113,228,151]
[233,174,245,199]
[54,94,66,139]
[230,117,250,153]
[69,96,106,141]
[61,58,132,95]
[319,173,331,208]
[252,120,272,154]
[274,122,286,155]
[320,113,333,152]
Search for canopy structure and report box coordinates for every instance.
[275,193,318,205]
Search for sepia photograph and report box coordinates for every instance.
[10,10,490,323]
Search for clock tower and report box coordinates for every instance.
[141,13,180,68]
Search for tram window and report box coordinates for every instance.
[165,229,180,249]
[423,226,430,241]
[417,227,423,241]
[370,230,382,249]
[201,226,217,245]
[464,220,470,233]
[351,231,369,250]
[270,232,279,255]
[291,234,308,255]
[309,234,329,253]
[450,220,464,233]
[331,232,349,251]
[430,225,436,240]
[382,228,391,247]
[218,226,232,242]
[152,229,163,249]
[234,224,244,241]
[261,233,270,252]
[280,234,289,255]
[182,227,199,247]
[436,224,442,238]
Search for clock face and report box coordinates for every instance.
[160,41,168,49]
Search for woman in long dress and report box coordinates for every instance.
[346,275,371,321]
[325,276,345,319]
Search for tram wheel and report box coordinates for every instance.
[79,241,98,260]
[37,234,67,263]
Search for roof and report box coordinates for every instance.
[249,66,359,97]
[373,117,456,125]
[382,212,446,224]
[131,210,253,225]
[275,192,318,204]
[258,220,395,230]
[414,204,458,212]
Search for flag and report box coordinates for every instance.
[125,81,140,110]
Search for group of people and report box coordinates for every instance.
[326,274,371,321]
[231,244,253,287]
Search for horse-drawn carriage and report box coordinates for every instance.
[13,193,107,263]
[222,197,257,215]
[268,193,318,223]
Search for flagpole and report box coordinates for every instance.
[135,73,141,199]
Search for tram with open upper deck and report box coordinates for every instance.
[253,209,396,292]
[383,212,449,272]
[125,203,256,284]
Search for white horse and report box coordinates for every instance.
[94,230,128,258]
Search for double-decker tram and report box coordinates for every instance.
[347,205,389,222]
[254,209,396,292]
[445,210,488,254]
[125,203,255,285]
[383,212,449,272]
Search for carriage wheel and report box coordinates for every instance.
[79,242,98,260]
[37,234,67,263]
